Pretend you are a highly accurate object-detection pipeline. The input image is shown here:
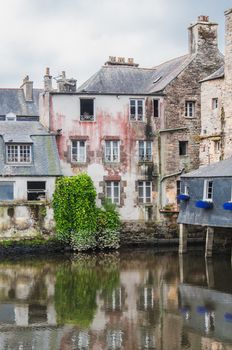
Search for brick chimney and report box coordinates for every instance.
[188,16,218,55]
[20,75,33,101]
[44,67,53,91]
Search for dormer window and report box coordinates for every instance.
[6,144,32,164]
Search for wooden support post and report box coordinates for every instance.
[205,227,214,258]
[179,255,185,283]
[205,258,214,288]
[179,224,187,254]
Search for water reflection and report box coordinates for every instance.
[0,251,231,349]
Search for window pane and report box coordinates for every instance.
[130,100,136,120]
[78,141,86,162]
[146,142,152,160]
[139,141,144,161]
[0,182,14,200]
[138,182,144,203]
[105,141,111,161]
[113,182,119,203]
[112,141,119,161]
[72,141,77,161]
[145,182,151,203]
[106,182,112,198]
[137,100,143,120]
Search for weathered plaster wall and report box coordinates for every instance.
[0,202,54,238]
[0,177,56,201]
[200,78,224,166]
[40,93,164,221]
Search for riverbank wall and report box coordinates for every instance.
[0,203,231,253]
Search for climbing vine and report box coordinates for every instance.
[53,173,120,251]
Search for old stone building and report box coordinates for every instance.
[39,16,223,227]
[199,9,232,166]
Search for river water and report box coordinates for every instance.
[0,249,231,349]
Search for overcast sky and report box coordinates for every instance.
[0,0,230,88]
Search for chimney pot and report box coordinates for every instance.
[44,67,52,91]
[45,67,50,76]
[20,75,33,101]
[198,15,209,22]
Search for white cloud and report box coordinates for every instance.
[0,0,228,87]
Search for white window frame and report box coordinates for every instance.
[106,181,120,204]
[105,140,120,163]
[185,101,195,118]
[212,98,218,110]
[130,99,145,121]
[138,141,152,162]
[184,183,189,195]
[6,144,32,164]
[138,181,152,204]
[203,180,213,202]
[71,140,86,163]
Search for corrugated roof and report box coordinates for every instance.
[181,157,232,178]
[0,121,61,176]
[200,65,224,83]
[77,54,195,95]
[0,89,41,116]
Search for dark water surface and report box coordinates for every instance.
[0,249,232,349]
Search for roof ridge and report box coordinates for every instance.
[152,54,190,69]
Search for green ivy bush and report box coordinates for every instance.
[53,174,120,251]
[96,199,120,249]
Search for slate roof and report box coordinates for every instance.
[0,89,41,117]
[77,54,195,95]
[0,121,61,176]
[181,157,232,178]
[200,65,224,83]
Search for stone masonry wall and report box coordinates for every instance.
[160,44,223,208]
[224,9,232,159]
[200,78,224,166]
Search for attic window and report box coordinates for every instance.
[80,98,94,121]
[6,113,16,121]
[6,144,32,163]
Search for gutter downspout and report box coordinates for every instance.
[160,168,185,209]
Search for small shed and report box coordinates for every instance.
[177,157,232,257]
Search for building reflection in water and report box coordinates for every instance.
[0,251,231,349]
